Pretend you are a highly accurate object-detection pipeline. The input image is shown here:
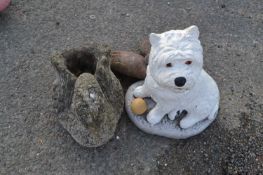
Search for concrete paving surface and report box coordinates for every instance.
[0,0,262,174]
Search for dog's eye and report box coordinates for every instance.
[185,61,192,65]
[166,63,172,67]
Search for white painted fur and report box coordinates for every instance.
[134,25,220,129]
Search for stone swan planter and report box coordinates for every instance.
[51,44,124,147]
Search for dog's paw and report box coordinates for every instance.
[168,113,176,120]
[147,114,160,125]
[168,110,179,120]
[146,109,164,125]
[133,86,146,97]
[180,117,200,129]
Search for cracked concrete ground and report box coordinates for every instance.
[0,0,262,174]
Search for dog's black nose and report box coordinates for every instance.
[174,77,186,87]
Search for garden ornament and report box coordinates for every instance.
[125,25,220,139]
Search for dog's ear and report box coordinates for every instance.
[149,33,161,46]
[184,25,199,39]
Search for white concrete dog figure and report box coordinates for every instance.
[134,25,219,129]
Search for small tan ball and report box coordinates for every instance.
[131,98,147,115]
